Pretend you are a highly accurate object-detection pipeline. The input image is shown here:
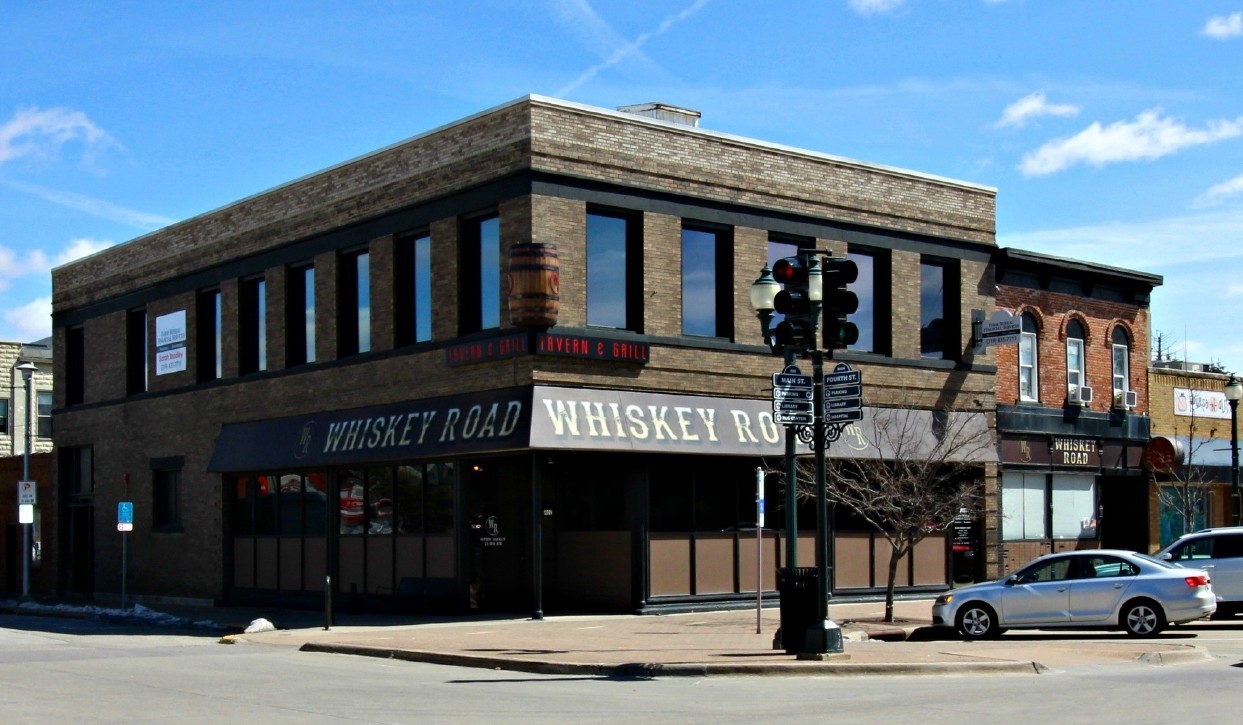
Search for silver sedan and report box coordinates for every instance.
[932,549,1216,639]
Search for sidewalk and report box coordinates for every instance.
[214,598,1211,677]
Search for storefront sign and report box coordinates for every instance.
[445,330,649,367]
[1051,436,1100,467]
[1174,387,1232,420]
[208,385,995,472]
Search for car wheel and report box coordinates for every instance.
[1122,599,1165,637]
[956,603,1000,639]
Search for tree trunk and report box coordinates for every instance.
[884,541,907,623]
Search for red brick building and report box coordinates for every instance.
[51,97,999,614]
[992,249,1161,572]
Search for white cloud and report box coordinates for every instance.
[55,237,115,267]
[1203,12,1243,39]
[2,296,51,341]
[555,0,713,97]
[1019,109,1243,176]
[848,0,906,14]
[995,92,1080,128]
[0,106,116,166]
[1227,283,1243,299]
[0,237,112,287]
[1,180,175,229]
[1193,173,1243,208]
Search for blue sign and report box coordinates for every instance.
[118,501,134,531]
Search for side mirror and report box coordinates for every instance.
[1158,552,1173,562]
[1005,575,1018,586]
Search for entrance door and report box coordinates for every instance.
[66,503,94,596]
[463,457,529,612]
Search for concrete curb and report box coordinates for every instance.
[1135,646,1211,666]
[297,642,1048,678]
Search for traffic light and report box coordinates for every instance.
[820,257,859,351]
[770,254,821,351]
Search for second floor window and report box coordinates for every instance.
[197,289,221,382]
[460,215,500,334]
[681,223,732,339]
[394,231,432,346]
[1112,326,1131,399]
[1019,312,1039,401]
[587,210,641,330]
[338,250,370,356]
[66,325,85,405]
[848,249,890,355]
[920,260,946,358]
[0,398,8,433]
[286,264,316,366]
[36,391,52,438]
[1066,318,1086,396]
[239,277,267,374]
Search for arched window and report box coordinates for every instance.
[1112,326,1132,406]
[1019,312,1039,401]
[1066,319,1087,404]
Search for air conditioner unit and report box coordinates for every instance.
[1069,385,1093,405]
[1115,389,1138,409]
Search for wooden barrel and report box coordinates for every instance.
[506,243,560,327]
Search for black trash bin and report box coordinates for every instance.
[777,567,820,654]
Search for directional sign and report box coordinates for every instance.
[773,387,813,400]
[826,397,862,412]
[827,409,864,424]
[825,384,861,398]
[774,399,814,413]
[775,411,814,425]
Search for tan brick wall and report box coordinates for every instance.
[642,213,683,338]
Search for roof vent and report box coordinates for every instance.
[616,102,701,127]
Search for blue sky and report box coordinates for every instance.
[2,1,1241,374]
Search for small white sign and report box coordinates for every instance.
[18,480,36,506]
[155,310,187,349]
[157,347,187,375]
[19,504,34,525]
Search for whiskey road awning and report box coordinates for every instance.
[207,385,996,472]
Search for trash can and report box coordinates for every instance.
[777,567,820,654]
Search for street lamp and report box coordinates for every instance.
[1225,375,1241,527]
[15,361,37,599]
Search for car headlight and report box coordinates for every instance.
[934,593,954,606]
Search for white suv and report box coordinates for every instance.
[1156,527,1243,618]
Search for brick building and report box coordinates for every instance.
[2,339,54,596]
[1147,363,1238,548]
[51,96,998,614]
[992,249,1161,572]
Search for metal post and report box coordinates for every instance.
[20,364,33,600]
[801,350,843,657]
[1231,397,1240,527]
[783,346,798,568]
[756,467,764,634]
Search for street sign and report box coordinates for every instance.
[826,397,861,412]
[826,409,864,424]
[772,386,813,400]
[825,369,861,386]
[774,399,814,413]
[825,384,861,398]
[774,411,814,425]
[772,372,813,388]
[118,501,134,532]
[17,480,36,506]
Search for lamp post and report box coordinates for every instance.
[1225,375,1242,527]
[16,361,37,599]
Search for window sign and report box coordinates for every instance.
[155,310,188,375]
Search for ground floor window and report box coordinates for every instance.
[1002,471,1097,540]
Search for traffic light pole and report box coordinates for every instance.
[784,346,799,569]
[803,349,843,657]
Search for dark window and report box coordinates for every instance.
[126,308,147,394]
[153,468,182,531]
[286,265,316,366]
[920,259,959,359]
[338,250,370,356]
[36,391,51,438]
[196,289,222,382]
[394,232,433,346]
[681,223,733,339]
[1067,318,1087,392]
[1215,534,1243,558]
[60,446,93,497]
[0,398,8,433]
[459,215,501,334]
[66,325,85,404]
[587,210,642,330]
[847,249,891,355]
[1020,312,1040,401]
[239,277,266,374]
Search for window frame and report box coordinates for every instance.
[1111,327,1131,402]
[196,288,222,382]
[286,263,316,367]
[36,391,52,438]
[238,276,267,375]
[459,213,501,335]
[66,325,85,405]
[0,397,8,433]
[919,257,959,360]
[1019,312,1039,402]
[846,247,891,356]
[337,248,371,357]
[680,221,733,340]
[586,208,643,331]
[1066,319,1086,396]
[394,230,433,346]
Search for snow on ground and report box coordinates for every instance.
[0,599,229,631]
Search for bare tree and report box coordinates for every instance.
[1155,390,1218,543]
[790,407,992,622]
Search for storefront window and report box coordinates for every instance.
[396,464,424,534]
[426,462,456,534]
[254,475,278,536]
[339,469,365,535]
[367,466,394,535]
